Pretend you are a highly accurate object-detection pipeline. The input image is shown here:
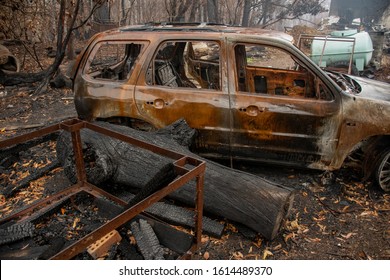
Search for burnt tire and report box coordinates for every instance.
[374,148,390,192]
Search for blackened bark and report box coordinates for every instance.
[56,120,295,240]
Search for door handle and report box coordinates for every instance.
[239,105,264,116]
[146,99,167,109]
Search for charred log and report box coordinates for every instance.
[38,237,66,260]
[0,221,34,246]
[94,193,224,238]
[49,72,72,89]
[130,219,165,260]
[56,120,295,240]
[0,70,46,86]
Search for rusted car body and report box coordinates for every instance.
[71,23,390,191]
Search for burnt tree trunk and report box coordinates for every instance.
[56,120,295,240]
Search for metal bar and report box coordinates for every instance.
[0,118,206,260]
[51,162,205,260]
[318,35,329,68]
[348,39,357,75]
[0,183,82,224]
[0,123,60,149]
[194,173,205,249]
[82,182,128,206]
[70,129,87,183]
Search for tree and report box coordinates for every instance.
[207,0,219,23]
[164,0,193,22]
[0,0,328,91]
[0,0,107,92]
[242,0,327,27]
[242,0,252,26]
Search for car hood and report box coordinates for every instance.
[352,76,390,102]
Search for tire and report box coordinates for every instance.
[374,148,390,192]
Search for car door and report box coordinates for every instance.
[75,41,146,121]
[227,41,342,169]
[134,38,231,157]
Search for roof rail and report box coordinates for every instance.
[120,22,232,33]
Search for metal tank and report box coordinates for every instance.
[310,29,374,71]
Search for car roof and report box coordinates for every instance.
[97,22,293,43]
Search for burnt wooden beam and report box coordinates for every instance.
[93,197,194,254]
[130,219,165,260]
[57,119,295,240]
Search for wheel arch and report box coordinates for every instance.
[360,135,390,180]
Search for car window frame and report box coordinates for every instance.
[145,39,223,92]
[231,41,336,102]
[82,40,149,85]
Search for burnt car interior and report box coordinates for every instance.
[150,40,221,90]
[234,44,332,100]
[85,42,143,81]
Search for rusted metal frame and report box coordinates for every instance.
[0,118,206,259]
[0,122,61,149]
[0,183,83,224]
[83,121,206,250]
[70,129,88,183]
[194,173,205,248]
[172,157,206,249]
[51,160,206,260]
[82,182,128,206]
[59,119,88,184]
[81,118,205,254]
[318,35,329,68]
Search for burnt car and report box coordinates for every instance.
[71,23,390,191]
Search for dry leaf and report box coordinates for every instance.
[225,223,238,233]
[360,210,378,217]
[252,238,262,248]
[129,235,136,245]
[284,232,295,243]
[61,208,66,215]
[317,223,326,232]
[341,232,356,239]
[22,160,32,167]
[290,219,299,230]
[248,246,253,253]
[262,249,273,260]
[304,237,321,243]
[233,251,244,260]
[0,206,11,212]
[272,244,282,251]
[72,217,80,229]
[201,236,209,243]
[203,251,210,260]
[245,253,260,259]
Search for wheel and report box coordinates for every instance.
[374,148,390,192]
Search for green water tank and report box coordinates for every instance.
[310,29,374,71]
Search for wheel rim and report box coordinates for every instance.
[377,152,390,192]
